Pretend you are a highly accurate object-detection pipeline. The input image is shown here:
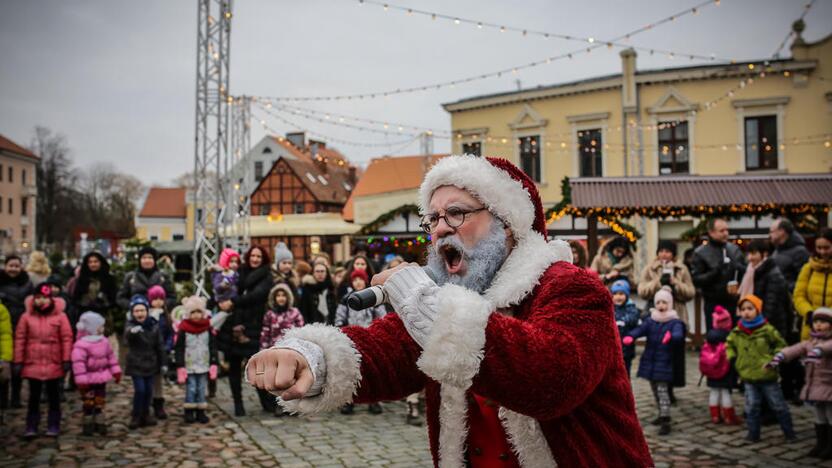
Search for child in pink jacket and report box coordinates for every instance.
[13,284,73,439]
[72,311,122,436]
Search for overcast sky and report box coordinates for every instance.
[1,0,830,186]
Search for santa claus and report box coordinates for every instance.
[247,155,653,467]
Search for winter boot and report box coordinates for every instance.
[368,403,383,414]
[23,412,39,439]
[658,417,671,436]
[184,409,195,424]
[722,407,741,425]
[141,409,157,427]
[808,424,828,458]
[128,411,141,430]
[709,406,721,424]
[233,398,246,417]
[45,410,61,437]
[94,413,108,436]
[196,408,210,424]
[820,424,832,460]
[82,414,94,436]
[208,379,217,399]
[340,403,354,415]
[152,398,168,420]
[406,402,423,427]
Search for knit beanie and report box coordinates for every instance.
[812,307,832,324]
[274,242,293,265]
[350,269,369,285]
[77,311,106,336]
[653,286,674,309]
[129,294,150,313]
[738,294,763,315]
[712,305,733,331]
[657,240,678,257]
[219,248,240,270]
[147,285,166,303]
[610,279,631,298]
[182,295,207,316]
[138,246,158,261]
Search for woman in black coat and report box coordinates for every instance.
[69,252,117,324]
[300,262,337,325]
[217,245,272,416]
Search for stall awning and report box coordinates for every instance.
[223,212,359,237]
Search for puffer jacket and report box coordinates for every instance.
[218,265,272,358]
[752,258,793,340]
[0,303,12,361]
[614,301,641,361]
[794,257,832,341]
[637,258,695,321]
[123,318,165,377]
[71,336,121,386]
[116,268,176,311]
[726,321,785,383]
[0,270,34,327]
[691,238,747,304]
[627,316,685,382]
[13,297,73,380]
[771,232,810,291]
[780,332,832,402]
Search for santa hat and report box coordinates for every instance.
[219,248,240,270]
[77,311,106,336]
[182,295,207,316]
[350,269,369,285]
[419,156,548,243]
[654,286,674,309]
[147,285,166,303]
[712,305,733,331]
[738,294,763,314]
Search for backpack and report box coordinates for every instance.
[699,341,730,379]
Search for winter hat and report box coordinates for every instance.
[606,236,631,253]
[77,311,106,336]
[811,307,832,324]
[738,294,763,314]
[419,156,547,242]
[219,248,240,270]
[268,283,295,309]
[182,295,207,316]
[138,246,158,261]
[653,286,674,309]
[712,305,733,331]
[610,279,631,298]
[129,294,150,312]
[274,242,293,265]
[147,285,166,303]
[657,240,678,257]
[44,275,63,289]
[34,283,53,298]
[350,269,369,285]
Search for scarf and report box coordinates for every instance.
[81,334,104,343]
[179,318,212,334]
[810,330,832,340]
[738,261,756,299]
[739,315,766,334]
[809,256,832,273]
[650,307,679,323]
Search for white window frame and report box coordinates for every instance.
[455,127,489,156]
[568,112,610,178]
[649,112,696,176]
[510,105,548,184]
[732,97,789,172]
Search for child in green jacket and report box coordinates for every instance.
[727,294,795,443]
[0,302,11,423]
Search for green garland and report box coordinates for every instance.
[358,204,420,235]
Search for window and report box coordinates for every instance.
[518,135,541,182]
[196,208,203,222]
[261,203,271,216]
[262,147,272,154]
[0,164,3,181]
[173,234,184,241]
[658,121,689,174]
[254,161,264,181]
[7,167,12,183]
[578,129,603,177]
[745,116,778,170]
[8,198,12,214]
[294,202,304,214]
[150,235,158,241]
[462,142,482,157]
[22,169,26,185]
[20,197,27,216]
[0,196,3,213]
[21,227,27,238]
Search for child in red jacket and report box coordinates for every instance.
[13,284,73,439]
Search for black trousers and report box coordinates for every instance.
[227,355,244,402]
[780,360,805,402]
[27,378,61,415]
[0,379,8,411]
[257,388,277,411]
[11,372,21,404]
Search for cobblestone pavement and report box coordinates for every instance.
[3,351,832,467]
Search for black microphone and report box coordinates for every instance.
[347,266,437,310]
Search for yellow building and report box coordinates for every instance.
[443,26,831,262]
[135,187,191,242]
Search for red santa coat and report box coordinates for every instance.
[280,234,652,467]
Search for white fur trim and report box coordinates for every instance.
[416,284,492,387]
[277,324,362,414]
[499,408,558,467]
[419,155,535,241]
[437,385,470,468]
[485,234,570,308]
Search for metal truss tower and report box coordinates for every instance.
[227,95,252,251]
[193,0,232,297]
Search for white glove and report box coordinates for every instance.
[384,266,440,349]
[616,320,625,327]
[130,325,142,334]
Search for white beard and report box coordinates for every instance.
[427,220,509,294]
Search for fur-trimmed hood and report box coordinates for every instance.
[269,282,295,309]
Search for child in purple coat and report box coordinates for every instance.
[211,248,240,332]
[72,311,122,436]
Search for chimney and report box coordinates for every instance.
[286,131,306,149]
[789,19,808,60]
[348,166,357,184]
[620,48,638,113]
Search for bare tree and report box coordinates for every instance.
[31,126,80,250]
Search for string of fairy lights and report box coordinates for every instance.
[772,0,817,58]
[257,0,728,102]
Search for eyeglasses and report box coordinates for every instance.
[420,207,487,234]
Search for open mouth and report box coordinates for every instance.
[439,244,464,275]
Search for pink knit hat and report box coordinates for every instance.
[653,286,674,309]
[712,305,733,331]
[147,285,166,303]
[219,248,240,270]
